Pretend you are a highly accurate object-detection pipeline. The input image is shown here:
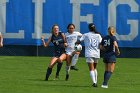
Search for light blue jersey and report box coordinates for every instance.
[80,32,102,58]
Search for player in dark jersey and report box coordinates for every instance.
[101,26,120,88]
[41,24,67,81]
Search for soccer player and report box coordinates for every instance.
[77,23,102,87]
[41,24,67,81]
[65,23,82,80]
[71,35,82,71]
[0,32,3,47]
[101,26,120,88]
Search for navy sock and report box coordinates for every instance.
[45,67,52,80]
[103,71,112,85]
[56,62,63,76]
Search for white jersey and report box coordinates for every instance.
[80,32,102,58]
[65,31,82,52]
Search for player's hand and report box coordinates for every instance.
[116,51,120,56]
[75,40,81,45]
[41,36,45,41]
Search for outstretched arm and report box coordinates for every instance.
[0,34,3,47]
[75,34,84,45]
[41,36,51,47]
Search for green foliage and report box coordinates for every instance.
[0,56,140,93]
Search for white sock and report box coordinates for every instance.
[94,69,98,84]
[90,70,96,84]
[71,54,79,66]
[66,66,70,75]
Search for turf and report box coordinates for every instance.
[0,56,140,93]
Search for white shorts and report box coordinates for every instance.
[86,57,99,63]
[66,51,74,56]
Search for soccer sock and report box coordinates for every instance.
[103,71,112,85]
[66,66,70,75]
[90,70,96,84]
[94,69,98,84]
[71,54,79,66]
[56,62,63,76]
[45,67,52,80]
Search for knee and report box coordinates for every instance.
[57,58,62,62]
[48,63,55,68]
[48,65,53,68]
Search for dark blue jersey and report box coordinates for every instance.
[51,32,65,56]
[101,35,117,53]
[101,35,117,63]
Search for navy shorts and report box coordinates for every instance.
[103,52,116,63]
[53,51,65,58]
[53,53,62,58]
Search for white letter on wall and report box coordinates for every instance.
[0,0,24,38]
[32,0,45,39]
[108,0,139,41]
[70,0,99,31]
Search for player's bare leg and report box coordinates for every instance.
[88,63,97,87]
[54,54,66,80]
[45,57,58,81]
[102,63,115,88]
[65,54,72,81]
[71,52,80,71]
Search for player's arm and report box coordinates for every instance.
[77,32,82,37]
[75,34,84,45]
[98,35,102,49]
[114,41,120,56]
[74,32,82,44]
[41,36,51,47]
[75,38,82,45]
[0,34,3,47]
[61,33,67,47]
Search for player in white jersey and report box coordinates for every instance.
[0,32,3,47]
[77,23,102,87]
[65,24,82,80]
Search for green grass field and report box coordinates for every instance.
[0,56,140,93]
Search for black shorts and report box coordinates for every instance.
[53,53,62,58]
[103,52,116,63]
[53,51,65,58]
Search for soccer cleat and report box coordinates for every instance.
[65,74,69,81]
[70,66,79,71]
[92,83,98,87]
[45,78,48,81]
[54,75,59,80]
[45,75,49,81]
[101,85,108,88]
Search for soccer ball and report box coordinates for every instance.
[74,44,82,52]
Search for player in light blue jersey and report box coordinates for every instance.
[65,24,82,80]
[77,23,102,87]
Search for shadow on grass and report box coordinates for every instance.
[27,79,90,88]
[28,78,66,82]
